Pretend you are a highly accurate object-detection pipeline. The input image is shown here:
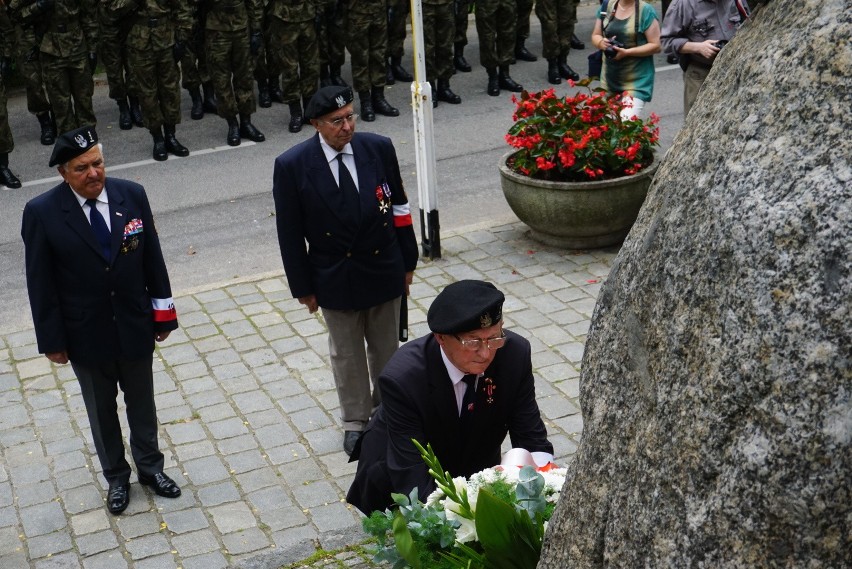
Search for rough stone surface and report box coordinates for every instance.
[540,1,851,567]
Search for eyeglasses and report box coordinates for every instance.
[453,333,507,351]
[321,113,358,129]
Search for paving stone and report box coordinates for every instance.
[162,508,208,534]
[259,506,308,531]
[0,551,29,568]
[0,483,10,507]
[45,437,85,456]
[292,480,341,509]
[271,524,319,551]
[207,417,249,440]
[16,357,52,379]
[224,450,268,474]
[244,408,286,429]
[170,528,219,557]
[220,320,257,339]
[62,484,104,514]
[246,485,292,512]
[183,456,230,486]
[117,512,160,539]
[216,434,258,456]
[186,389,228,409]
[265,443,310,466]
[211,362,251,382]
[81,549,128,569]
[133,553,178,569]
[27,390,64,410]
[180,551,228,569]
[204,348,241,367]
[174,440,216,462]
[27,530,73,559]
[197,402,237,423]
[231,334,269,352]
[171,362,210,382]
[288,407,333,433]
[124,533,171,560]
[278,458,324,486]
[208,502,256,534]
[253,424,298,450]
[0,507,17,528]
[0,526,22,555]
[236,468,281,494]
[15,480,56,507]
[197,481,241,508]
[71,509,111,536]
[222,526,271,555]
[34,551,82,569]
[75,529,118,557]
[53,450,88,474]
[164,422,207,445]
[21,501,66,537]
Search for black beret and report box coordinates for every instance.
[49,125,99,167]
[305,86,354,120]
[428,280,505,334]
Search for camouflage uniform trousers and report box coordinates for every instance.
[41,53,96,133]
[253,8,277,84]
[268,18,318,103]
[127,46,182,131]
[14,26,51,115]
[515,0,533,42]
[206,28,256,118]
[98,12,136,100]
[0,81,13,154]
[536,0,580,59]
[348,3,387,92]
[386,0,408,60]
[474,0,515,69]
[317,0,346,69]
[453,0,471,47]
[423,1,454,82]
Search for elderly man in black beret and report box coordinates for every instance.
[21,126,181,515]
[346,279,554,514]
[272,85,419,456]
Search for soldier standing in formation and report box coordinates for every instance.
[316,0,347,87]
[116,0,192,161]
[11,0,98,135]
[180,0,219,120]
[266,0,319,133]
[513,0,536,63]
[385,0,412,85]
[475,0,523,96]
[347,0,398,122]
[204,0,265,146]
[253,0,286,109]
[98,1,143,131]
[0,0,22,188]
[423,0,461,107]
[536,0,580,84]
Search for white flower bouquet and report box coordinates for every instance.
[362,441,567,569]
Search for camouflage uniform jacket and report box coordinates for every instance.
[9,0,98,58]
[0,7,13,60]
[106,0,193,50]
[266,0,315,23]
[202,0,263,32]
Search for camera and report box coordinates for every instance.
[714,40,728,49]
[604,39,625,59]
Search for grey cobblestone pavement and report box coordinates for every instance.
[0,220,617,569]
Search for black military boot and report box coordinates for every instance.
[386,61,395,86]
[319,64,332,88]
[188,87,204,120]
[547,59,562,85]
[163,124,190,156]
[436,78,461,104]
[371,86,399,117]
[429,81,438,108]
[486,68,499,96]
[302,95,312,124]
[0,153,22,189]
[129,96,144,127]
[571,33,585,50]
[390,55,413,82]
[288,102,303,133]
[226,116,241,146]
[117,98,132,130]
[150,127,168,161]
[558,55,580,81]
[359,91,375,122]
[498,65,523,92]
[202,81,218,114]
[330,66,348,87]
[239,114,265,142]
[269,78,285,103]
[453,43,471,73]
[515,40,537,62]
[36,112,56,145]
[257,79,271,108]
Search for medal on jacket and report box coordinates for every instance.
[375,182,391,213]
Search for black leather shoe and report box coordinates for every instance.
[0,165,21,189]
[164,126,189,157]
[239,116,265,142]
[139,472,181,498]
[226,117,241,146]
[343,431,361,456]
[667,53,680,65]
[37,112,56,145]
[288,102,303,133]
[152,133,168,161]
[487,73,499,97]
[498,71,523,92]
[436,80,461,104]
[359,92,375,122]
[107,483,130,514]
[117,100,132,130]
[558,58,580,81]
[372,88,399,117]
[547,59,561,85]
[515,42,537,62]
[570,33,585,50]
[453,43,471,72]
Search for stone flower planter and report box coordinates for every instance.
[499,151,659,249]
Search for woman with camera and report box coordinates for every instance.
[591,0,661,120]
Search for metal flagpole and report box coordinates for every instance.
[408,0,441,259]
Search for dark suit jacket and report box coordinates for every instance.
[346,330,554,514]
[272,131,418,311]
[21,178,178,365]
